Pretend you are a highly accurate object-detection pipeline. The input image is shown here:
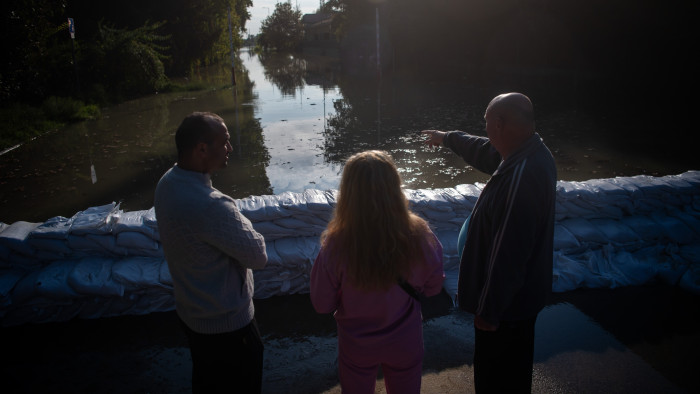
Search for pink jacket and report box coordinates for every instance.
[310,230,445,348]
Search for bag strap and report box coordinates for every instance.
[398,278,421,302]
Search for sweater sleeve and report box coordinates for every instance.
[310,246,340,314]
[418,230,445,297]
[204,195,268,270]
[444,131,502,175]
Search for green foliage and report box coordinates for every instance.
[0,97,101,151]
[41,96,100,122]
[259,2,304,52]
[91,21,171,100]
[0,0,72,103]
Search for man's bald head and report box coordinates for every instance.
[487,92,535,133]
[484,92,536,158]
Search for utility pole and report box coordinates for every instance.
[67,18,81,96]
[228,7,236,86]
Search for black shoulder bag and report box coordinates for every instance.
[398,278,422,302]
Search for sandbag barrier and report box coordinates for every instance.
[1,171,699,327]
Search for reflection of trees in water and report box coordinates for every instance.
[216,60,274,199]
[321,70,490,169]
[258,52,307,96]
[322,74,382,164]
[257,51,342,96]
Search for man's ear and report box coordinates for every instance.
[196,142,208,156]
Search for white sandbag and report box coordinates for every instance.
[552,252,589,292]
[68,257,125,297]
[571,249,616,289]
[273,237,318,268]
[302,189,334,213]
[9,270,41,305]
[650,211,695,244]
[67,234,101,252]
[588,218,641,245]
[263,242,284,266]
[0,268,24,307]
[554,224,581,251]
[434,229,459,269]
[277,190,309,210]
[669,207,700,235]
[112,209,159,239]
[0,221,41,256]
[27,237,72,255]
[115,231,159,251]
[35,260,80,299]
[287,211,331,227]
[422,209,459,223]
[0,243,11,262]
[405,189,447,211]
[604,248,657,287]
[640,244,690,286]
[620,215,663,241]
[69,202,120,235]
[85,234,128,256]
[5,252,41,270]
[237,194,291,222]
[273,217,322,232]
[454,183,484,200]
[111,257,165,289]
[251,221,295,241]
[585,178,629,195]
[559,217,609,245]
[30,216,72,239]
[555,199,598,221]
[159,259,173,286]
[676,171,700,187]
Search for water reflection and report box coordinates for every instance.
[0,49,693,224]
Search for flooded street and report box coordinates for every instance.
[0,48,694,223]
[1,49,699,393]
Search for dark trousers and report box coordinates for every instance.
[180,318,264,394]
[473,316,537,394]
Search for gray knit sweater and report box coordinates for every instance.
[154,165,267,334]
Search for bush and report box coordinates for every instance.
[41,96,84,122]
[0,99,100,151]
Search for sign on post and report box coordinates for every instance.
[68,18,75,39]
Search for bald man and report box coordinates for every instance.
[422,93,557,393]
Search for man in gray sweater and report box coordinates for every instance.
[154,112,268,393]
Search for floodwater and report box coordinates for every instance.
[0,48,693,224]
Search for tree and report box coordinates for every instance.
[89,21,171,100]
[0,0,71,103]
[259,2,304,52]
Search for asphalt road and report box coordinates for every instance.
[2,284,698,393]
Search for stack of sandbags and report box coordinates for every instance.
[0,203,173,326]
[551,171,700,293]
[1,171,699,327]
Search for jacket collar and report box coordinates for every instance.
[492,133,544,176]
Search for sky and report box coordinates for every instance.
[247,0,323,36]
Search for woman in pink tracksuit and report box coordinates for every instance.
[310,150,445,394]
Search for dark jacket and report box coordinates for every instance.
[444,131,556,325]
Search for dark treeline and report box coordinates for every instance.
[325,0,696,155]
[1,0,250,106]
[2,0,696,147]
[336,0,696,107]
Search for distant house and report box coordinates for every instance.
[301,13,337,54]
